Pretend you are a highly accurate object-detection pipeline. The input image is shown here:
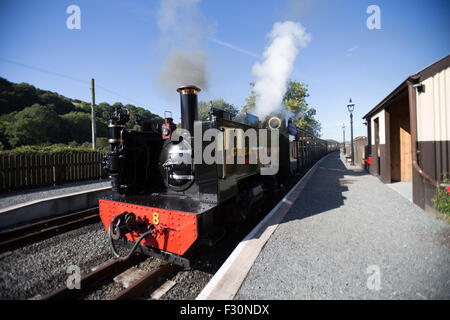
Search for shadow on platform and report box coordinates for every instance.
[281,151,368,224]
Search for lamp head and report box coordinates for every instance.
[347,98,355,113]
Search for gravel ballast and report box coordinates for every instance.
[0,222,112,299]
[236,152,450,300]
[0,221,218,300]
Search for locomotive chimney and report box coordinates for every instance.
[177,85,201,134]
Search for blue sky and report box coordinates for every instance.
[0,0,449,141]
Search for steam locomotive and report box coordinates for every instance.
[99,85,330,268]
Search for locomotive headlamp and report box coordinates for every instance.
[268,116,282,130]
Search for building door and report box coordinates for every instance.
[400,127,412,181]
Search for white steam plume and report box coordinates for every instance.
[252,21,311,118]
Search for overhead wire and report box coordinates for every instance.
[0,57,146,107]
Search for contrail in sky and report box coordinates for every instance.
[208,37,260,58]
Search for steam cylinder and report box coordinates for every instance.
[177,85,201,134]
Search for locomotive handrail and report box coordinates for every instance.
[219,128,226,179]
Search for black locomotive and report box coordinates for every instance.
[99,85,331,267]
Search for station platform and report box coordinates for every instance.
[198,152,449,300]
[0,180,111,230]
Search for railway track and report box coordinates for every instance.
[0,207,100,253]
[41,253,179,300]
[113,262,178,300]
[2,175,292,300]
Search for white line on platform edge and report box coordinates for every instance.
[196,152,334,300]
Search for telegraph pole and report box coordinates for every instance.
[91,78,96,150]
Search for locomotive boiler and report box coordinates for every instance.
[99,85,285,268]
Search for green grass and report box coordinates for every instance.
[432,175,450,223]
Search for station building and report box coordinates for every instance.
[363,54,449,213]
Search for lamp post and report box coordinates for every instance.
[342,123,346,155]
[347,98,355,165]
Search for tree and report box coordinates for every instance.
[198,98,239,121]
[0,113,14,148]
[0,77,166,149]
[284,80,321,137]
[37,92,74,114]
[0,77,76,115]
[60,111,93,143]
[125,104,164,126]
[96,102,113,120]
[242,82,256,113]
[4,104,63,147]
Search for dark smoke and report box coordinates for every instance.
[156,0,212,95]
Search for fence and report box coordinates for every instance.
[0,151,107,193]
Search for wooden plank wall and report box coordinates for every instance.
[0,152,106,193]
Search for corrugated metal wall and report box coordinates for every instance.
[413,66,450,212]
[416,67,450,144]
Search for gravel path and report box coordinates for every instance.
[0,179,110,209]
[236,152,450,300]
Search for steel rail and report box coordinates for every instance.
[0,207,100,252]
[41,254,142,300]
[112,263,178,300]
